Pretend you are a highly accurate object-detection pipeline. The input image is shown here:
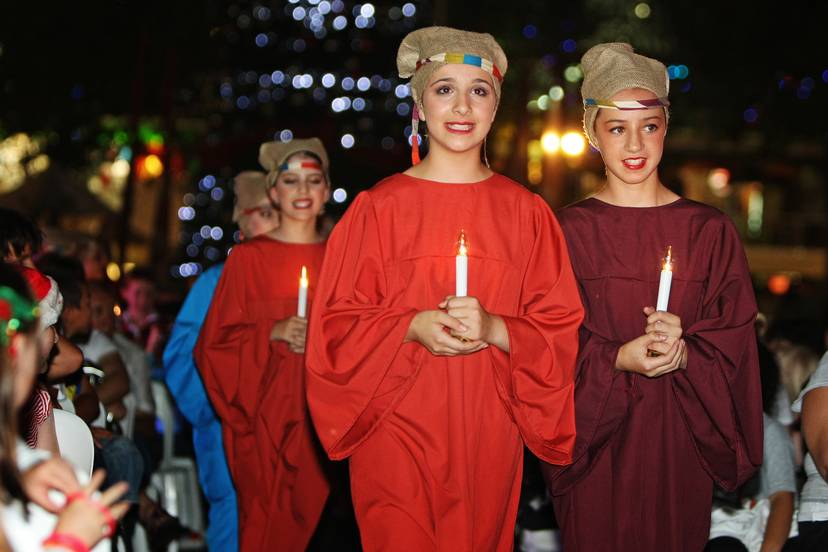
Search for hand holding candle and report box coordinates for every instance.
[297,265,309,318]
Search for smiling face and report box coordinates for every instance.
[593,88,667,187]
[268,153,329,223]
[420,63,498,158]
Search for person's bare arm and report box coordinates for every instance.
[73,374,102,424]
[36,410,60,456]
[760,491,794,552]
[45,336,84,382]
[95,351,130,406]
[802,386,828,480]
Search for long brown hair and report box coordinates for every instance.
[0,262,39,506]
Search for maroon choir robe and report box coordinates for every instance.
[544,197,764,551]
[306,173,583,551]
[195,237,329,551]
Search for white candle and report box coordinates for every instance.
[455,230,468,297]
[297,265,308,317]
[656,246,673,312]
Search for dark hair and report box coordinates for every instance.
[0,208,42,261]
[0,262,36,506]
[35,253,86,308]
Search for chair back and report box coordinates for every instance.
[53,409,95,478]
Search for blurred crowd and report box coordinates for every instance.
[1,207,194,551]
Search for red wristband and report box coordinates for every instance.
[43,532,90,552]
[65,491,117,538]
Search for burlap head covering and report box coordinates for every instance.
[581,42,670,149]
[232,171,269,222]
[258,138,330,188]
[397,26,508,164]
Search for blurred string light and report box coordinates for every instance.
[0,133,49,193]
[523,25,538,39]
[564,65,583,83]
[549,86,565,101]
[743,107,759,123]
[634,3,651,19]
[561,39,576,53]
[667,65,689,80]
[332,188,348,203]
[341,134,355,148]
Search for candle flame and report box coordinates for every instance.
[300,265,308,287]
[458,230,468,257]
[663,246,673,271]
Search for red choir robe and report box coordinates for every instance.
[544,198,764,552]
[305,173,583,551]
[194,237,329,551]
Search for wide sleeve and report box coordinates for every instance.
[163,267,221,428]
[543,326,635,493]
[194,251,255,434]
[305,192,420,460]
[490,196,584,465]
[673,219,763,490]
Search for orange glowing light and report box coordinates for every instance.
[457,230,468,256]
[767,274,791,296]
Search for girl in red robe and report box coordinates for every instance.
[543,43,764,551]
[305,27,583,551]
[195,139,331,551]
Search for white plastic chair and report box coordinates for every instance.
[147,381,205,550]
[53,409,95,478]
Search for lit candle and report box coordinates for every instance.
[656,246,673,312]
[297,266,309,318]
[456,230,468,297]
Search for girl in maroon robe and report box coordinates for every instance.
[195,139,331,551]
[543,43,764,551]
[305,27,583,551]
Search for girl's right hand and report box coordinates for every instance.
[53,470,130,548]
[615,333,686,378]
[405,310,488,356]
[270,316,309,353]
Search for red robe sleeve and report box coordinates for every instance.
[194,246,258,435]
[489,196,583,465]
[674,219,763,490]
[306,192,420,460]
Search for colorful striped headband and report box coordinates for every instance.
[278,160,323,172]
[584,97,670,110]
[416,52,504,82]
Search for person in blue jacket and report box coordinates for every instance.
[163,171,280,551]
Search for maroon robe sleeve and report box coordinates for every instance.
[490,196,583,465]
[194,247,256,434]
[674,219,763,490]
[305,192,420,460]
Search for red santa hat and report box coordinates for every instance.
[18,266,63,332]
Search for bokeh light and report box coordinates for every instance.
[561,132,586,156]
[541,131,561,154]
